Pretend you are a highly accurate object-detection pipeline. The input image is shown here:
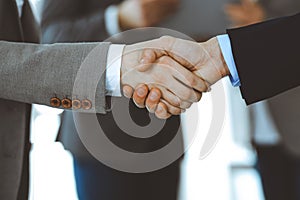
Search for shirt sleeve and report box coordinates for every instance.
[104,5,122,36]
[106,44,125,97]
[217,34,241,87]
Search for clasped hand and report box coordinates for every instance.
[121,36,230,119]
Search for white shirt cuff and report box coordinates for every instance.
[105,5,122,36]
[106,44,125,97]
[217,34,241,87]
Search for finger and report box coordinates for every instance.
[122,85,134,98]
[174,65,209,93]
[140,36,205,74]
[139,49,157,72]
[157,87,193,109]
[139,37,173,65]
[190,91,202,102]
[155,102,172,119]
[159,36,209,70]
[160,99,185,115]
[145,88,162,113]
[132,84,149,108]
[155,57,204,102]
[168,81,202,103]
[138,36,192,71]
[157,56,209,92]
[158,87,181,107]
[167,51,196,71]
[180,101,193,109]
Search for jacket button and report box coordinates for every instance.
[72,99,81,110]
[50,97,61,108]
[82,99,92,110]
[61,98,72,109]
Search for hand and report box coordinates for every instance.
[225,0,265,27]
[118,0,179,30]
[141,36,230,86]
[126,85,187,119]
[123,36,230,119]
[121,38,210,117]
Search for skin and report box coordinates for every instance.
[121,38,208,113]
[121,36,230,119]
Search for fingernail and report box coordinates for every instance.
[174,97,181,106]
[137,87,145,97]
[149,92,158,101]
[157,105,164,113]
[140,59,146,64]
[123,92,130,98]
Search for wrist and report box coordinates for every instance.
[203,37,230,78]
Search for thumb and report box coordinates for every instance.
[138,49,160,72]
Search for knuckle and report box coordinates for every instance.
[158,56,171,64]
[159,36,175,47]
[155,112,165,119]
[188,76,198,87]
[160,35,173,41]
[170,107,181,115]
[171,97,181,107]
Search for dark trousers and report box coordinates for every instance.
[73,156,181,200]
[59,104,183,200]
[256,145,300,200]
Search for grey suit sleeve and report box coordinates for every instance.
[0,41,111,113]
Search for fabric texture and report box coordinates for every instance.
[227,13,300,105]
[40,1,183,199]
[0,0,111,199]
[0,41,110,113]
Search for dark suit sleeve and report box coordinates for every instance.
[41,0,121,43]
[227,13,300,105]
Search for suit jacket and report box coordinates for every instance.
[227,12,300,155]
[245,1,300,156]
[0,1,110,199]
[227,13,300,105]
[41,0,121,43]
[40,0,184,164]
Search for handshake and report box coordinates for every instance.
[121,36,230,119]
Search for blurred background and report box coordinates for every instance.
[28,0,300,199]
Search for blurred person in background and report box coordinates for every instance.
[225,0,300,199]
[41,0,183,200]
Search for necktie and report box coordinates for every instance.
[21,0,40,43]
